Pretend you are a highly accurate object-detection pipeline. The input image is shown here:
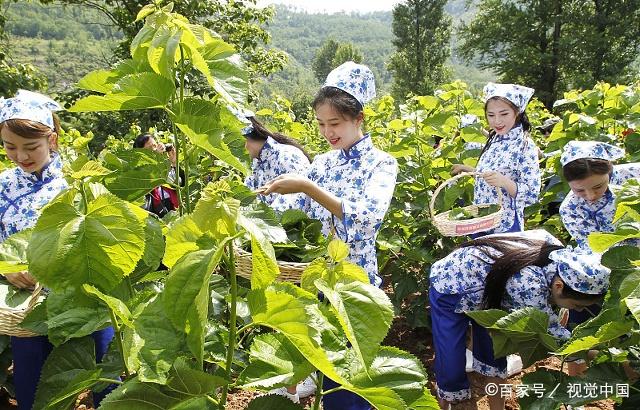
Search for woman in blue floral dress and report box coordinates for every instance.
[429,230,609,409]
[559,140,639,327]
[0,90,114,410]
[559,140,640,249]
[240,115,311,211]
[452,83,541,234]
[263,61,398,410]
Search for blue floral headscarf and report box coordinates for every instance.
[0,89,62,130]
[324,61,376,107]
[483,82,535,113]
[560,140,625,166]
[549,248,610,295]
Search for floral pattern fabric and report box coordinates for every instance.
[559,163,640,249]
[244,136,310,211]
[0,155,67,241]
[473,125,541,233]
[276,136,397,286]
[429,230,570,340]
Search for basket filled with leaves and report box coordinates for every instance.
[235,209,328,283]
[430,172,503,236]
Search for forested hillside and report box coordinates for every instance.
[2,0,491,101]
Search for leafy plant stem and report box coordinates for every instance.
[178,44,191,213]
[321,386,343,396]
[108,309,130,378]
[219,240,238,409]
[312,372,324,410]
[97,378,123,385]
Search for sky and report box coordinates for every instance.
[256,0,397,14]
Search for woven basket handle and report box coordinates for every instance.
[429,171,503,218]
[27,284,43,309]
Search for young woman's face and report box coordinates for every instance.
[567,173,610,203]
[485,99,518,135]
[315,102,363,151]
[549,278,598,311]
[1,125,54,174]
[245,138,266,160]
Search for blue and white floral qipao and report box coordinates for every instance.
[278,135,397,287]
[244,136,310,211]
[0,155,67,241]
[474,125,541,233]
[560,163,640,249]
[429,230,565,401]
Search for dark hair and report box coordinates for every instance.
[557,278,604,302]
[133,133,152,149]
[245,117,311,161]
[479,97,531,159]
[457,236,563,309]
[0,117,60,151]
[312,86,362,119]
[562,158,613,182]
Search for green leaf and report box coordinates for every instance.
[166,357,226,395]
[466,308,560,367]
[200,39,248,105]
[130,215,166,282]
[349,346,431,407]
[170,98,248,174]
[315,279,393,367]
[328,239,349,262]
[28,193,146,291]
[82,284,134,328]
[45,287,111,346]
[246,395,305,410]
[123,296,189,383]
[0,228,31,274]
[99,378,184,409]
[70,72,175,112]
[101,149,171,202]
[247,283,346,383]
[148,25,181,79]
[33,337,101,410]
[70,160,113,180]
[557,320,634,355]
[248,234,279,290]
[237,333,314,389]
[163,244,228,363]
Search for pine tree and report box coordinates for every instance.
[388,0,451,100]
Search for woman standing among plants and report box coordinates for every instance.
[262,61,398,410]
[451,83,541,234]
[239,113,311,211]
[559,140,640,249]
[429,230,610,409]
[0,90,114,410]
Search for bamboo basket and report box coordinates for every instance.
[430,172,504,237]
[234,248,307,283]
[0,285,43,337]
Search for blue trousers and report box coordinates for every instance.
[323,376,370,410]
[429,287,506,401]
[11,327,115,410]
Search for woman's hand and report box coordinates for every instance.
[260,174,311,195]
[481,171,517,197]
[480,171,509,187]
[451,164,475,175]
[4,270,36,289]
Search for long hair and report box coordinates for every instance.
[480,97,531,159]
[458,236,563,309]
[245,117,311,161]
